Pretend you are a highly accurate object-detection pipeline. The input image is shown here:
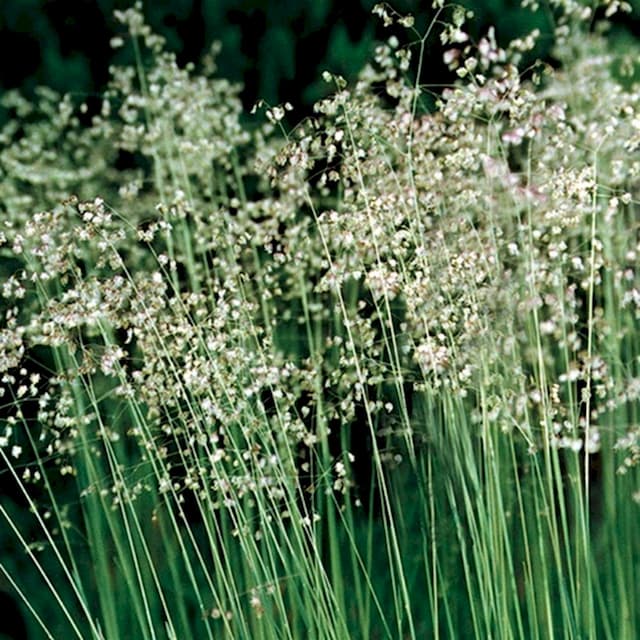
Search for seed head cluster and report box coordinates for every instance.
[1,1,640,555]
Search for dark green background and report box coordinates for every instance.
[1,1,640,108]
[0,1,639,120]
[4,0,636,116]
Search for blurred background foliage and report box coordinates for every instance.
[0,0,637,123]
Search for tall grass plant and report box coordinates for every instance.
[1,2,640,638]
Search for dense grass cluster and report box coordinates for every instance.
[1,1,640,638]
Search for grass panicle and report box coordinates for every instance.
[1,2,640,638]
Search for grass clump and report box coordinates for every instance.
[1,1,640,638]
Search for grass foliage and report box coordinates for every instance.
[1,1,640,638]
